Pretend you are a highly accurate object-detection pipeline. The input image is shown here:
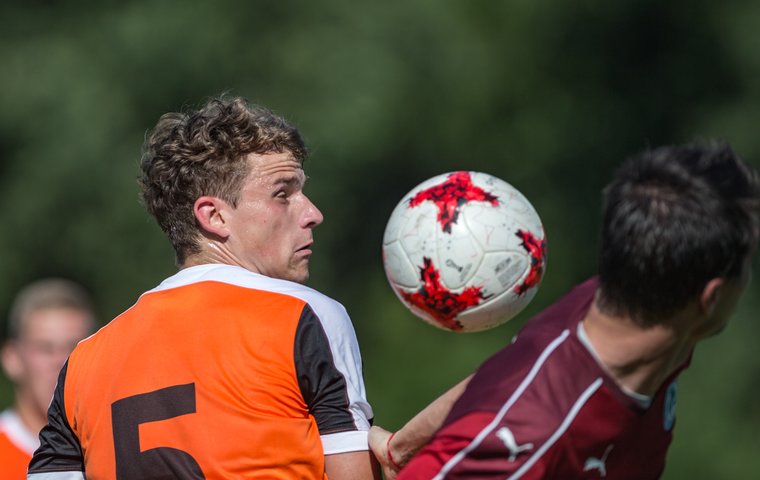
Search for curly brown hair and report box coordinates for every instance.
[139,96,308,264]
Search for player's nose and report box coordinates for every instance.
[302,195,324,228]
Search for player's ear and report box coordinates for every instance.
[1,342,24,382]
[193,196,231,239]
[698,278,724,314]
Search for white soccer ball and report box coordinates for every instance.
[382,171,547,332]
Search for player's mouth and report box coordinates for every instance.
[296,242,313,256]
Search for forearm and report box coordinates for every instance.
[324,450,381,480]
[369,375,472,479]
[389,374,472,464]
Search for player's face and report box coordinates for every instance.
[2,308,92,417]
[225,151,323,283]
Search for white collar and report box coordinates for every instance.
[576,322,653,409]
[0,408,39,455]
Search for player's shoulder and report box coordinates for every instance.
[473,275,597,386]
[457,326,579,413]
[439,333,604,475]
[453,278,603,418]
[518,276,598,338]
[151,264,349,321]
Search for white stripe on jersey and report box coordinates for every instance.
[434,329,572,480]
[144,263,373,454]
[322,430,371,455]
[508,378,603,479]
[27,473,85,480]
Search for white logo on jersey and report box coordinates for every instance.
[495,426,534,462]
[663,381,677,431]
[583,444,613,477]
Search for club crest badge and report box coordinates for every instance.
[663,381,677,431]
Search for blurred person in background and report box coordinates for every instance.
[1,279,94,478]
[370,142,759,479]
[28,96,380,479]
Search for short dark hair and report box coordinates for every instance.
[139,96,308,264]
[597,142,760,325]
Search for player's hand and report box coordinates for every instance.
[368,426,401,480]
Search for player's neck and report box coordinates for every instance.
[14,395,47,438]
[580,300,693,397]
[182,242,253,272]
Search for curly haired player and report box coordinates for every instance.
[28,96,380,479]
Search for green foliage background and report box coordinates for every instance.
[1,1,758,477]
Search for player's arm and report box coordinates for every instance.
[369,375,471,480]
[27,361,86,479]
[295,303,379,479]
[324,450,381,480]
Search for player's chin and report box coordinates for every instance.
[295,270,310,284]
[287,259,311,284]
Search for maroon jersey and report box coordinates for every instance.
[399,278,684,480]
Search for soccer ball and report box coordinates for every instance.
[382,171,547,332]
